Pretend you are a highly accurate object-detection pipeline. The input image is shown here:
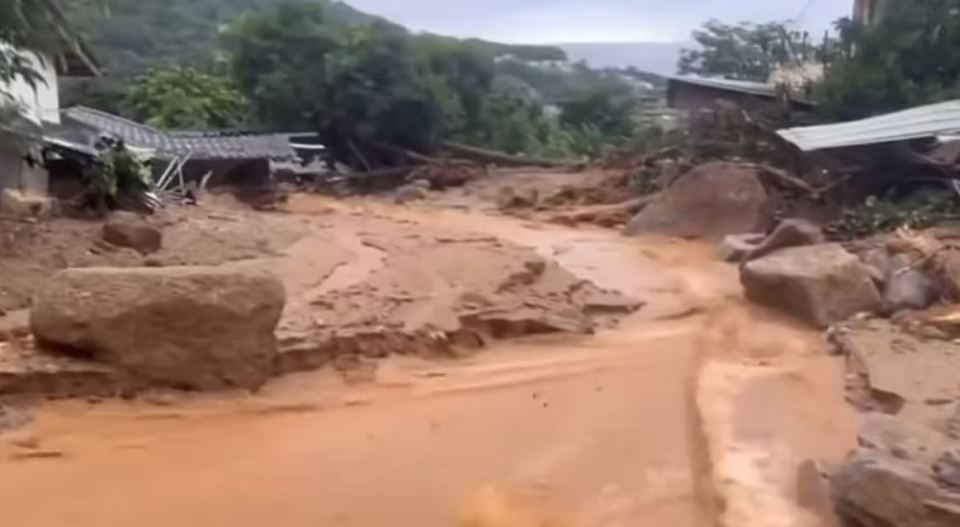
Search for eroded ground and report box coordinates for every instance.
[0,178,858,527]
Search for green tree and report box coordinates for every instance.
[223,3,460,159]
[817,0,960,120]
[0,0,68,99]
[124,65,247,129]
[679,19,794,81]
[559,83,637,140]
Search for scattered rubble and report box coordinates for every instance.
[30,266,286,390]
[741,243,882,327]
[625,162,773,240]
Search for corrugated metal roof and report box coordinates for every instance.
[668,75,779,98]
[61,107,297,161]
[777,100,960,152]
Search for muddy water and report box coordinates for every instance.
[0,206,853,527]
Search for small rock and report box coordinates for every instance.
[496,186,539,211]
[933,446,960,490]
[743,218,826,263]
[949,403,960,439]
[883,254,939,314]
[858,414,923,460]
[721,233,764,262]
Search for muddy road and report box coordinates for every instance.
[0,198,856,526]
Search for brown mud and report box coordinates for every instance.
[0,194,856,527]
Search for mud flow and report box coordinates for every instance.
[0,193,855,527]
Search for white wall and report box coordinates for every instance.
[1,43,60,125]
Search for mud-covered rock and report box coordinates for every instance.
[743,218,825,262]
[394,180,430,204]
[832,449,960,527]
[625,162,772,240]
[883,254,939,314]
[721,233,764,263]
[933,447,960,491]
[496,186,539,211]
[102,211,162,255]
[858,414,924,460]
[741,244,882,327]
[949,404,960,440]
[30,266,285,390]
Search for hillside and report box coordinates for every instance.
[66,0,567,77]
[558,42,687,76]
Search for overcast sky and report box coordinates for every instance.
[346,0,852,43]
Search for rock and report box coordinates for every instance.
[949,404,960,440]
[496,186,539,211]
[30,266,285,390]
[743,218,825,262]
[860,248,893,287]
[832,449,960,527]
[101,212,162,255]
[858,414,926,460]
[741,244,882,327]
[883,254,939,314]
[721,233,764,263]
[0,189,53,219]
[394,180,430,204]
[625,162,772,240]
[933,447,960,490]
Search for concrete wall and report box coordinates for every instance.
[0,138,48,196]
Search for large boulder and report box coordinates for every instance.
[832,449,960,527]
[30,266,286,390]
[741,244,882,327]
[625,162,772,240]
[102,211,162,255]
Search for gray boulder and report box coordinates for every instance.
[743,218,826,262]
[741,244,882,327]
[883,254,940,314]
[626,162,772,240]
[933,447,960,491]
[721,233,764,263]
[832,449,960,527]
[31,266,286,390]
[102,211,163,255]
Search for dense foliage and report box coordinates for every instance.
[0,0,66,98]
[678,19,795,81]
[817,0,960,120]
[124,66,247,129]
[221,2,639,161]
[63,0,567,78]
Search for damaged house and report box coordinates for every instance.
[55,106,298,199]
[0,0,101,204]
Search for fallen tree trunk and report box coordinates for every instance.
[441,140,580,169]
[548,193,662,227]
